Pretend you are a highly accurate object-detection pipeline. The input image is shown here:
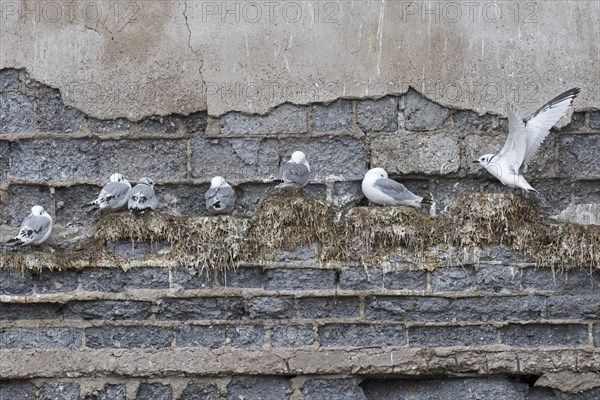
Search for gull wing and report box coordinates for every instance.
[498,102,527,171]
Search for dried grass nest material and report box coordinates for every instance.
[1,193,598,274]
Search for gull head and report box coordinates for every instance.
[31,205,46,216]
[473,154,495,167]
[290,151,307,164]
[365,167,388,180]
[139,177,155,187]
[210,176,227,188]
[109,173,128,183]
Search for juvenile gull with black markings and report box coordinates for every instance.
[128,177,159,213]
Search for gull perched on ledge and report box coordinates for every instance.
[82,173,131,212]
[205,176,236,215]
[7,205,52,246]
[128,177,159,213]
[276,151,311,191]
[362,167,430,208]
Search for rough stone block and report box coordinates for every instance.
[126,267,169,289]
[530,179,573,214]
[431,266,476,292]
[177,325,226,348]
[561,112,586,132]
[64,300,152,320]
[135,383,172,400]
[36,91,83,132]
[546,295,599,319]
[23,71,48,89]
[522,268,564,291]
[55,185,100,227]
[10,139,100,180]
[0,140,9,181]
[159,184,209,216]
[475,266,521,293]
[100,140,187,180]
[235,183,277,214]
[0,92,34,133]
[297,297,360,319]
[85,327,173,349]
[573,180,600,205]
[331,181,364,207]
[403,89,449,131]
[454,296,545,322]
[357,97,398,133]
[107,241,168,261]
[274,244,319,262]
[265,268,337,291]
[312,100,352,132]
[0,68,21,90]
[366,296,452,322]
[383,269,428,291]
[7,185,52,226]
[183,111,208,134]
[0,269,33,295]
[80,268,126,292]
[227,376,292,400]
[409,325,497,347]
[431,179,482,212]
[271,324,313,347]
[88,117,131,133]
[226,324,265,348]
[220,103,307,135]
[84,384,126,400]
[138,115,180,133]
[594,324,600,347]
[500,324,588,347]
[477,245,533,263]
[0,303,62,320]
[339,266,383,290]
[248,296,295,319]
[156,297,245,320]
[319,323,405,347]
[180,383,220,400]
[0,381,35,400]
[0,327,82,349]
[452,111,494,131]
[219,267,265,288]
[172,267,214,289]
[38,382,81,400]
[559,134,600,176]
[302,378,367,400]
[563,270,600,291]
[370,133,460,175]
[590,111,600,129]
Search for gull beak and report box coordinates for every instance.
[472,160,479,164]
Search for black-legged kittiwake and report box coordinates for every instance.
[276,151,310,190]
[474,88,580,192]
[362,167,430,208]
[82,173,131,211]
[128,177,159,213]
[205,176,236,215]
[7,205,52,246]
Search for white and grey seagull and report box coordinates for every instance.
[362,167,430,208]
[205,176,236,215]
[82,173,131,212]
[128,177,159,213]
[276,151,311,191]
[474,88,580,192]
[7,205,53,246]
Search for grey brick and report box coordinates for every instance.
[219,266,265,288]
[527,387,557,400]
[0,303,61,320]
[1,92,33,133]
[312,100,352,132]
[84,384,126,400]
[546,295,599,319]
[10,139,100,180]
[331,181,363,207]
[107,241,169,261]
[180,383,221,400]
[156,297,245,320]
[452,111,494,131]
[0,140,8,181]
[0,381,35,400]
[274,244,319,262]
[500,324,588,347]
[36,91,83,132]
[594,324,599,347]
[226,324,265,348]
[432,179,482,212]
[302,378,366,400]
[298,297,360,319]
[88,117,130,133]
[138,115,180,133]
[265,268,337,291]
[573,180,600,204]
[522,268,564,291]
[403,89,450,131]
[191,138,279,181]
[55,185,100,227]
[38,382,81,400]
[0,327,82,349]
[560,134,600,176]
[357,97,398,133]
[248,296,294,319]
[383,269,428,291]
[236,182,277,214]
[530,179,573,214]
[65,300,152,320]
[431,267,476,292]
[561,112,585,132]
[366,296,452,322]
[100,140,187,180]
[183,111,208,134]
[136,383,172,400]
[172,267,214,289]
[126,267,169,289]
[319,323,405,347]
[227,376,292,400]
[454,296,544,322]
[409,325,497,347]
[221,103,307,135]
[23,71,48,89]
[159,184,209,216]
[563,388,600,400]
[563,269,600,291]
[478,245,533,263]
[177,325,226,348]
[0,269,33,295]
[339,266,383,290]
[85,327,173,349]
[475,266,521,292]
[272,324,313,347]
[7,185,52,226]
[590,111,600,129]
[80,268,126,292]
[0,68,21,90]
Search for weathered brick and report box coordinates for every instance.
[38,382,80,400]
[23,71,48,89]
[265,268,337,291]
[0,269,33,295]
[431,266,476,292]
[403,89,449,131]
[529,179,573,214]
[500,324,588,347]
[100,140,187,180]
[0,140,9,181]
[383,269,428,291]
[454,296,545,322]
[85,327,173,349]
[88,117,130,133]
[7,185,52,226]
[331,181,363,207]
[546,295,599,320]
[0,327,82,349]
[226,324,265,348]
[0,68,21,90]
[594,324,600,347]
[560,134,600,176]
[248,296,295,319]
[339,266,383,290]
[590,111,600,129]
[297,297,360,319]
[84,384,126,400]
[55,185,100,227]
[563,269,600,291]
[227,376,292,400]
[126,267,169,289]
[138,115,180,134]
[573,180,600,205]
[409,325,497,347]
[452,111,494,131]
[159,184,209,216]
[431,179,482,212]
[357,97,398,133]
[0,303,61,320]
[106,241,168,261]
[274,244,319,262]
[191,138,279,181]
[478,245,533,263]
[1,92,33,133]
[221,104,307,135]
[219,266,265,288]
[177,325,226,348]
[36,91,83,132]
[236,182,277,214]
[65,300,152,320]
[10,139,100,180]
[475,266,521,292]
[156,297,245,320]
[366,296,452,322]
[272,324,313,347]
[0,381,35,400]
[135,383,172,400]
[522,268,564,291]
[302,378,366,400]
[561,112,586,132]
[179,383,220,400]
[319,323,405,347]
[80,268,126,292]
[183,111,208,134]
[312,100,352,132]
[172,267,214,289]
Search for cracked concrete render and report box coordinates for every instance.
[1,0,599,119]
